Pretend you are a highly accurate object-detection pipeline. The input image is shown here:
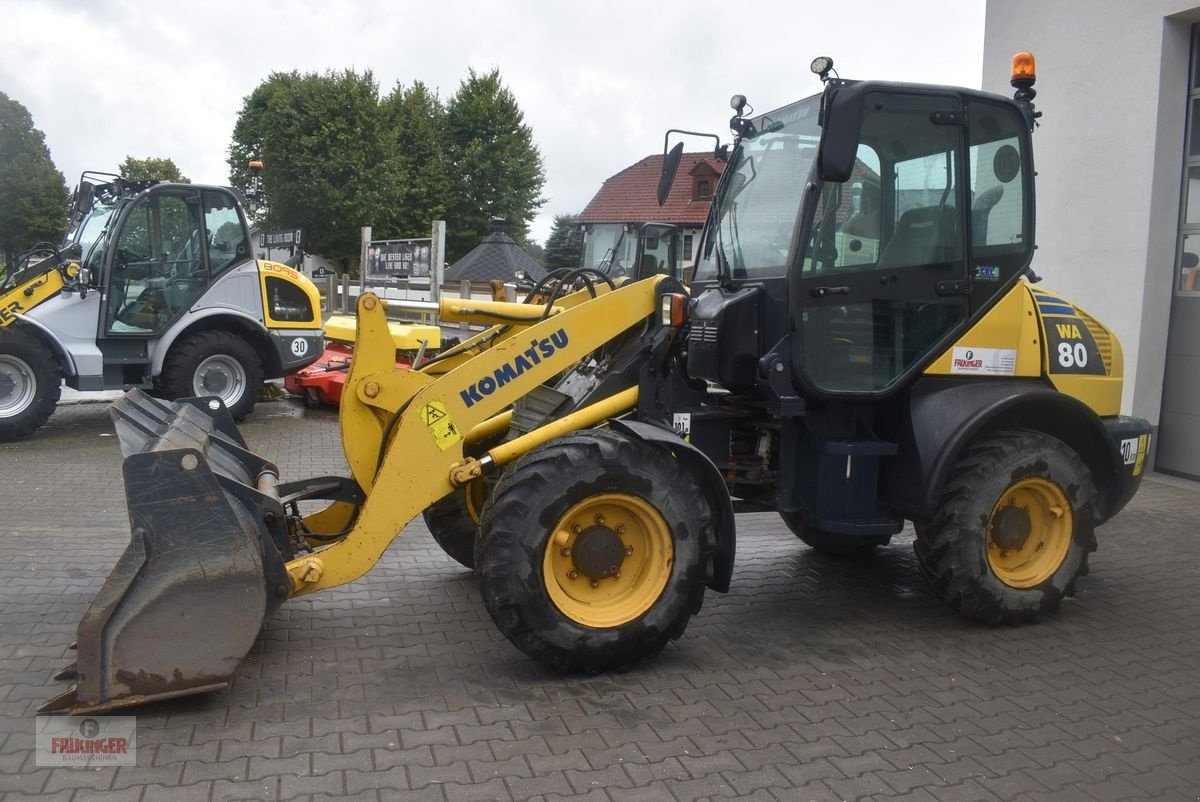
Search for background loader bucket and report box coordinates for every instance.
[41,390,294,714]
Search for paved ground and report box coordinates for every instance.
[0,399,1197,801]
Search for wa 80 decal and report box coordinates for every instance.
[459,329,570,408]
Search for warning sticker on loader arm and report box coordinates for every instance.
[420,401,463,451]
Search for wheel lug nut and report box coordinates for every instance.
[568,570,579,580]
[561,547,571,557]
[611,570,620,579]
[625,545,634,556]
[590,580,599,588]
[615,524,626,535]
[572,524,582,534]
[594,514,605,525]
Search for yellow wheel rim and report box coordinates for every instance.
[542,493,674,628]
[986,477,1073,588]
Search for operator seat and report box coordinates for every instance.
[971,186,1004,246]
[878,206,960,269]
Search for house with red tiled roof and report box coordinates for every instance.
[576,152,725,267]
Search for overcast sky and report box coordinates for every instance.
[0,0,985,245]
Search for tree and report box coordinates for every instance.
[443,69,545,261]
[543,213,581,270]
[380,81,449,240]
[0,92,68,268]
[227,72,295,224]
[227,70,402,271]
[119,156,190,183]
[523,240,545,266]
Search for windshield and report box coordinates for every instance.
[74,203,115,252]
[580,223,637,275]
[78,203,119,273]
[694,94,821,281]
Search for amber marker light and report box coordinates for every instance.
[1011,52,1036,86]
[248,160,264,170]
[660,293,690,327]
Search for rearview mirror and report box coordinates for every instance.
[816,83,864,183]
[658,142,684,207]
[69,182,95,227]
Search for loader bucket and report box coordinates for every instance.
[40,389,296,714]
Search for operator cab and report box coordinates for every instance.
[579,222,683,283]
[95,184,253,336]
[676,59,1034,399]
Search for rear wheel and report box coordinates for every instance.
[0,328,61,442]
[423,478,489,570]
[160,331,263,421]
[914,430,1098,625]
[780,511,889,558]
[476,429,711,672]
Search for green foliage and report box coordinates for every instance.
[227,70,402,270]
[380,81,449,240]
[443,69,546,261]
[119,156,190,183]
[0,92,68,268]
[544,213,581,270]
[227,66,545,270]
[523,240,545,266]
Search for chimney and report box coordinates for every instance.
[490,217,507,235]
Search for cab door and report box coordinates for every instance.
[101,187,207,337]
[795,91,970,394]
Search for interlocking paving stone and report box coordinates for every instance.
[2,400,1198,801]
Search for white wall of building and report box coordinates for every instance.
[984,0,1200,422]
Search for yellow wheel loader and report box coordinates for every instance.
[0,173,324,441]
[44,54,1153,714]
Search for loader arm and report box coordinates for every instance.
[415,281,617,376]
[287,275,670,595]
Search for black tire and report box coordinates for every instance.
[423,479,488,570]
[914,429,1099,625]
[779,511,890,558]
[0,327,61,442]
[160,331,263,421]
[476,429,712,672]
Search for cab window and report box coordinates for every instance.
[204,191,250,276]
[106,190,206,334]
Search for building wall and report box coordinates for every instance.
[984,0,1200,422]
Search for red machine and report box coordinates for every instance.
[285,315,440,408]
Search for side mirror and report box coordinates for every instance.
[658,142,685,207]
[816,83,864,183]
[68,182,95,231]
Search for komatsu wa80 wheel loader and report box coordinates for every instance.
[44,53,1153,714]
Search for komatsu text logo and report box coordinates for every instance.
[460,329,570,408]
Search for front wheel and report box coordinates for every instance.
[476,429,712,672]
[160,331,263,420]
[0,328,61,442]
[914,430,1099,625]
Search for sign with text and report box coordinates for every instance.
[259,228,304,249]
[366,239,432,279]
[36,716,136,766]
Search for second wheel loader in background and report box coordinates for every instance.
[44,53,1153,715]
[0,172,324,441]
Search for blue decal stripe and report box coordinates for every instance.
[1037,303,1077,316]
